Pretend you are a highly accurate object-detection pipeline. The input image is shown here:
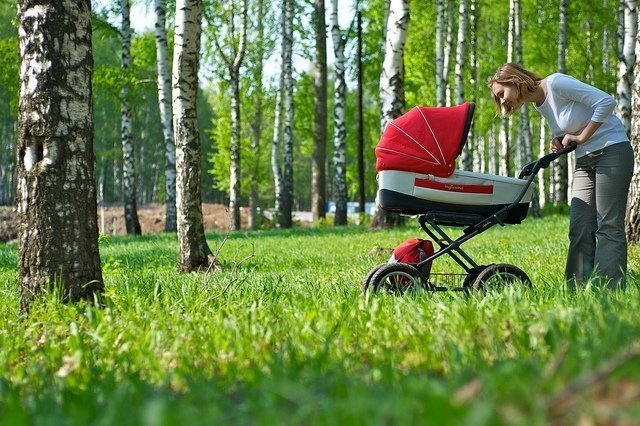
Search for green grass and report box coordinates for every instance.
[1,214,640,425]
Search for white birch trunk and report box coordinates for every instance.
[625,6,640,240]
[553,0,569,204]
[312,0,328,221]
[379,0,409,131]
[271,73,284,215]
[154,0,177,233]
[172,0,215,271]
[280,0,294,228]
[538,119,547,209]
[435,0,446,107]
[330,0,348,226]
[120,0,141,235]
[444,0,454,106]
[227,0,248,231]
[372,0,409,229]
[616,0,637,134]
[455,0,470,170]
[17,0,103,310]
[249,0,265,230]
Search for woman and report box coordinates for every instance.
[488,63,633,289]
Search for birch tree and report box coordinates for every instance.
[208,0,248,231]
[120,0,141,234]
[248,0,266,230]
[154,0,177,232]
[372,0,409,229]
[312,0,328,222]
[553,0,569,204]
[455,0,470,170]
[17,0,103,310]
[271,66,284,219]
[173,0,215,271]
[616,0,637,134]
[330,0,348,226]
[435,0,445,107]
[625,7,640,241]
[280,0,294,228]
[356,10,365,213]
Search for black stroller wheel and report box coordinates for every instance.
[369,263,425,295]
[471,263,531,292]
[362,263,387,293]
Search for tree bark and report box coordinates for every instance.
[172,0,215,272]
[624,7,640,241]
[435,0,445,107]
[312,0,328,222]
[330,0,348,226]
[249,0,265,230]
[553,0,569,204]
[280,0,294,229]
[356,10,365,214]
[455,0,470,170]
[372,0,409,229]
[17,0,103,310]
[120,0,141,235]
[616,0,637,134]
[154,0,177,232]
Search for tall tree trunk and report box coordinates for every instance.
[330,0,348,226]
[372,0,409,229]
[538,118,547,209]
[356,10,365,214]
[17,0,103,311]
[220,0,249,231]
[616,0,637,134]
[553,0,569,204]
[120,0,141,235]
[249,0,265,230]
[625,7,640,240]
[271,74,284,217]
[280,0,294,229]
[469,0,480,172]
[229,71,242,230]
[435,0,445,107]
[154,0,177,232]
[312,0,328,221]
[172,0,215,271]
[444,0,455,106]
[455,0,470,170]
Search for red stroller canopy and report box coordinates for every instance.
[375,102,474,177]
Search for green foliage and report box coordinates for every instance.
[2,217,640,423]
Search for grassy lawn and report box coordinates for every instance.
[1,214,640,425]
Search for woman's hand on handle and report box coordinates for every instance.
[550,137,564,153]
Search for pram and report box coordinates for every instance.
[363,102,575,294]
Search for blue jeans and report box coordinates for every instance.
[566,142,634,288]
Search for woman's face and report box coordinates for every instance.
[490,82,522,112]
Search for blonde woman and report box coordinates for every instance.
[488,63,633,289]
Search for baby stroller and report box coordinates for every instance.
[363,102,575,294]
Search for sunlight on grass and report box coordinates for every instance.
[1,215,640,424]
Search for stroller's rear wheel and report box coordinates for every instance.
[362,263,386,293]
[367,263,425,295]
[470,263,531,292]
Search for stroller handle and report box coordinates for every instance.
[518,141,577,179]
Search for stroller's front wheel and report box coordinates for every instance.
[366,263,425,295]
[469,263,531,292]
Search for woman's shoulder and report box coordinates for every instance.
[546,73,575,86]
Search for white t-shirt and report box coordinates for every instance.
[534,73,629,158]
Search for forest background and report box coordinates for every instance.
[0,0,623,226]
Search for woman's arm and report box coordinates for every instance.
[561,120,603,147]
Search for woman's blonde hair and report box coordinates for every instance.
[487,63,542,115]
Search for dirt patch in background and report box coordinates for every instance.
[0,203,240,243]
